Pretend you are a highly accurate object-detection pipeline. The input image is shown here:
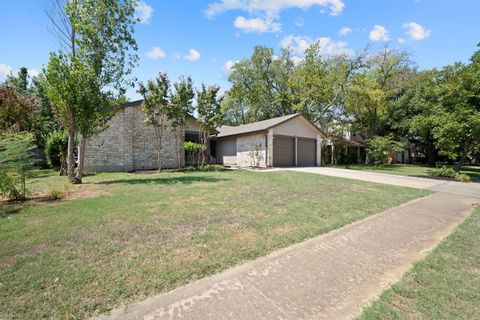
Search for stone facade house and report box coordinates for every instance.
[84,100,202,172]
[211,114,325,168]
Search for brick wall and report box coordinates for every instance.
[236,133,267,167]
[84,105,185,172]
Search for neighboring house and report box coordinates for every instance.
[212,114,325,168]
[84,100,202,172]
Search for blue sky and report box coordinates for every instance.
[1,0,478,100]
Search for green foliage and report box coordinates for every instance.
[183,141,206,165]
[45,130,68,168]
[47,187,65,200]
[197,84,222,132]
[366,135,405,165]
[427,166,457,179]
[138,72,170,126]
[0,132,38,200]
[456,173,472,182]
[427,166,473,182]
[0,82,38,134]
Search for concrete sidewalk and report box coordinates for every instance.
[96,192,478,320]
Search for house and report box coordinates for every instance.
[211,113,325,167]
[84,100,202,172]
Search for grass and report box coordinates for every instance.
[357,207,480,320]
[332,164,480,181]
[0,169,430,319]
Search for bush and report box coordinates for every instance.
[455,173,471,182]
[48,187,65,200]
[45,130,68,169]
[183,141,206,165]
[427,166,457,179]
[366,135,405,165]
[0,132,38,200]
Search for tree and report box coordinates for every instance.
[43,0,138,183]
[224,46,296,124]
[365,135,405,165]
[169,76,195,168]
[343,47,412,163]
[138,73,171,171]
[292,43,368,121]
[45,130,68,175]
[0,132,38,200]
[197,84,221,165]
[430,63,480,171]
[0,83,38,134]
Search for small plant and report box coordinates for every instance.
[455,173,471,182]
[427,166,457,179]
[0,132,38,200]
[48,187,65,200]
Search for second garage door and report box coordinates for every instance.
[273,136,295,167]
[297,138,316,166]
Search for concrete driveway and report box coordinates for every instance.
[284,167,480,199]
[96,167,479,320]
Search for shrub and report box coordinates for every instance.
[366,135,405,165]
[455,173,471,182]
[45,130,68,171]
[48,187,65,200]
[427,166,457,179]
[183,141,206,165]
[0,132,38,200]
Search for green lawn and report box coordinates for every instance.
[357,207,480,320]
[333,164,480,181]
[0,169,429,319]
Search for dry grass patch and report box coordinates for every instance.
[0,169,429,319]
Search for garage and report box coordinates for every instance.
[273,136,295,167]
[297,138,316,166]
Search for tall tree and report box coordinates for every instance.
[43,0,138,183]
[138,73,171,171]
[169,76,195,168]
[197,84,221,165]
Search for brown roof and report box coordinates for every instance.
[216,113,325,138]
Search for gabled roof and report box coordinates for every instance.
[216,113,325,138]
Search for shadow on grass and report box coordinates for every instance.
[96,174,231,186]
[0,205,23,218]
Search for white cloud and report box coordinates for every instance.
[280,34,353,56]
[146,47,166,59]
[27,69,39,78]
[369,25,390,42]
[290,56,304,65]
[183,49,201,61]
[339,26,352,36]
[234,16,281,33]
[294,18,304,27]
[223,60,239,75]
[403,22,431,41]
[398,38,406,44]
[206,0,345,17]
[135,1,153,24]
[0,64,13,78]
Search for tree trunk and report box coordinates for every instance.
[454,140,472,172]
[155,125,163,171]
[426,139,437,167]
[66,127,80,184]
[75,136,86,182]
[59,150,67,176]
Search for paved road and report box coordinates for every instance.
[96,169,479,320]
